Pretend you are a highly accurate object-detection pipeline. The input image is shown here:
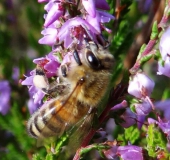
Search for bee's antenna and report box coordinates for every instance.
[96,34,110,49]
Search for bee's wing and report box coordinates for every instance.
[65,108,95,158]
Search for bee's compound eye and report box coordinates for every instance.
[86,51,101,69]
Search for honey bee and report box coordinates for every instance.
[27,41,114,149]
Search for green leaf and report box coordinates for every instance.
[162,88,170,99]
[139,53,153,65]
[124,126,140,144]
[150,21,158,40]
[54,132,69,156]
[79,143,110,158]
[45,153,53,160]
[137,44,146,60]
[146,124,167,158]
[32,154,43,160]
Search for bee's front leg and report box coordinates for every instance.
[33,65,66,95]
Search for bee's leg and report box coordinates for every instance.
[46,83,67,95]
[33,65,50,94]
[33,65,68,95]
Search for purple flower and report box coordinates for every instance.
[0,80,11,115]
[27,98,38,114]
[117,145,144,160]
[82,0,110,18]
[130,98,152,129]
[157,27,170,77]
[33,52,60,77]
[133,98,152,116]
[44,2,63,27]
[97,10,114,23]
[86,10,114,33]
[110,101,137,128]
[128,72,155,99]
[58,17,99,48]
[137,115,145,129]
[148,117,157,124]
[27,96,43,115]
[95,0,110,10]
[158,120,170,135]
[22,70,45,104]
[159,27,170,61]
[12,67,19,82]
[22,52,60,104]
[82,0,96,17]
[38,0,48,3]
[39,27,58,46]
[111,100,127,111]
[155,100,170,120]
[157,57,170,78]
[38,0,114,49]
[119,108,136,128]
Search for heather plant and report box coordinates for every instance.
[1,0,170,160]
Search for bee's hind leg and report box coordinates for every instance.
[33,65,50,94]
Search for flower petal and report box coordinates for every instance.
[82,0,96,17]
[159,27,170,60]
[157,57,170,78]
[44,3,63,27]
[96,0,110,10]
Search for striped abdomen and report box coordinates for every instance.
[27,98,89,139]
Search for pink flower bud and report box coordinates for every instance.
[134,98,152,116]
[159,27,170,61]
[44,2,63,27]
[157,57,170,78]
[128,73,155,99]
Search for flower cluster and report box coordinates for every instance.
[124,20,170,158]
[22,53,60,105]
[118,72,155,128]
[38,0,114,48]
